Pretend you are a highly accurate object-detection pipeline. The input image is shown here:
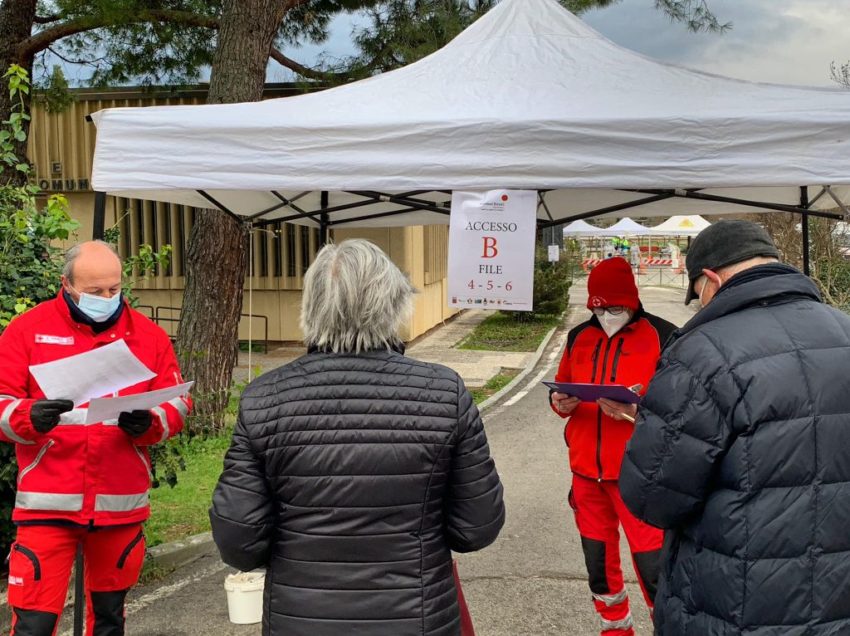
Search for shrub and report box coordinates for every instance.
[506,247,573,321]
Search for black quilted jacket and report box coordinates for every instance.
[210,348,505,636]
[620,264,850,635]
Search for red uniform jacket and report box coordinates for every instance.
[0,294,191,526]
[552,308,675,481]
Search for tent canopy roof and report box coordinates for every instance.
[90,0,850,228]
[605,218,652,236]
[651,215,711,236]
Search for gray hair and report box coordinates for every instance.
[300,239,416,353]
[63,240,120,282]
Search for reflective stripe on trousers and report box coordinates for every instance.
[593,589,628,607]
[601,611,634,632]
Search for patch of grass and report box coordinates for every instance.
[469,369,521,404]
[146,433,231,547]
[458,312,562,352]
[138,555,176,585]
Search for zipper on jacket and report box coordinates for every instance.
[133,445,153,480]
[590,339,603,383]
[595,337,615,480]
[17,440,54,486]
[609,338,625,383]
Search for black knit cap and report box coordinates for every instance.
[684,220,780,305]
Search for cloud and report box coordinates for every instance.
[582,0,849,86]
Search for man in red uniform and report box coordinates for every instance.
[0,240,191,635]
[550,257,675,636]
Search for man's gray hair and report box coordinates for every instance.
[63,240,120,282]
[300,239,416,353]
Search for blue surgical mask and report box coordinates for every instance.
[76,290,122,322]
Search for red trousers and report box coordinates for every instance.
[570,475,663,636]
[7,523,145,636]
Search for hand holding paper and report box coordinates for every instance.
[84,382,194,425]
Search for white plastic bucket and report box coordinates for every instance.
[224,570,265,624]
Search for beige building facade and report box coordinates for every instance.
[28,85,456,344]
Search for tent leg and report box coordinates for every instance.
[319,191,330,247]
[92,192,107,240]
[801,186,811,276]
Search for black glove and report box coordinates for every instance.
[118,410,153,438]
[30,399,74,434]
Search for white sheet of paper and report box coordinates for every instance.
[85,382,194,424]
[29,340,157,407]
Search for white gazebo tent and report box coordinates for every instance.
[605,218,653,236]
[562,219,609,236]
[651,215,711,237]
[88,0,850,272]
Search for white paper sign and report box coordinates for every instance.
[29,340,157,407]
[85,382,194,424]
[548,245,560,262]
[448,190,537,311]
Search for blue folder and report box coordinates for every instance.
[541,381,641,404]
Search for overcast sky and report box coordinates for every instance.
[269,0,850,87]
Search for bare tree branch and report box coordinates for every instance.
[269,47,354,82]
[19,10,220,60]
[34,14,61,24]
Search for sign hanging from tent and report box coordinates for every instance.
[448,190,537,311]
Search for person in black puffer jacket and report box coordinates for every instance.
[620,220,850,635]
[210,238,505,636]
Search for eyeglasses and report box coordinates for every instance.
[592,306,627,316]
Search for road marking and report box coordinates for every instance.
[58,560,229,636]
[488,330,567,417]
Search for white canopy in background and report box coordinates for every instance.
[650,215,711,236]
[562,219,609,236]
[605,218,653,236]
[89,0,850,229]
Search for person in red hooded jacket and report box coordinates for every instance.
[550,257,675,636]
[0,241,191,636]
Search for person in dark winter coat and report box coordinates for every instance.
[620,219,850,635]
[210,238,505,636]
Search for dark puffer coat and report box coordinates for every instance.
[620,265,850,635]
[210,348,505,636]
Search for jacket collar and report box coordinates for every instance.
[307,340,406,356]
[672,264,821,342]
[56,290,131,335]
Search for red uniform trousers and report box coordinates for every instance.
[570,474,663,636]
[7,523,146,636]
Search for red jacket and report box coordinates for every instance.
[552,308,675,480]
[0,294,191,526]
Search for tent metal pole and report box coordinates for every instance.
[347,191,451,215]
[538,193,675,228]
[326,206,431,226]
[628,189,843,220]
[319,191,330,247]
[92,191,107,240]
[801,186,811,276]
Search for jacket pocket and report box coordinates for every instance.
[17,440,54,486]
